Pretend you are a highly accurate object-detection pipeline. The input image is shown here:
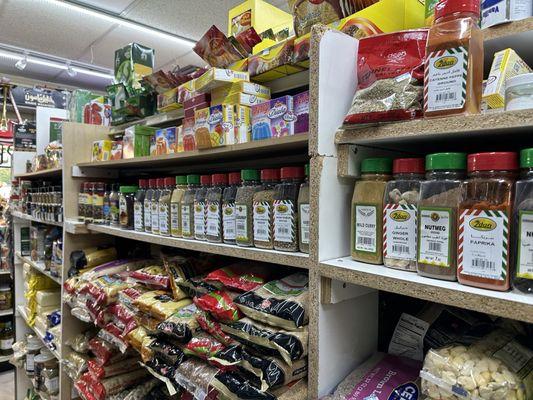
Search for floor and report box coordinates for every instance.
[0,370,15,400]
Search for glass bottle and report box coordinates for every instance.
[85,182,94,223]
[171,176,188,238]
[78,182,87,222]
[92,182,105,224]
[351,158,392,264]
[194,175,211,241]
[181,175,200,239]
[459,152,518,291]
[236,169,261,247]
[222,172,241,245]
[0,319,13,356]
[134,179,147,232]
[103,184,111,225]
[144,179,156,233]
[151,178,163,235]
[159,177,175,237]
[206,174,228,243]
[109,183,120,227]
[253,169,280,250]
[417,153,466,280]
[119,186,138,230]
[298,164,310,253]
[383,158,425,271]
[424,0,483,118]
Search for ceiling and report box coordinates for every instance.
[0,0,290,91]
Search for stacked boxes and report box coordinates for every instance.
[251,96,295,140]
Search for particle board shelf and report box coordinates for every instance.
[17,305,61,360]
[109,108,185,134]
[14,167,62,179]
[12,211,63,228]
[75,134,309,170]
[0,355,10,363]
[482,17,533,41]
[319,257,533,324]
[15,252,62,285]
[0,270,10,275]
[87,224,311,269]
[0,309,14,317]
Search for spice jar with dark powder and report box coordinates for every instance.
[236,169,261,247]
[253,169,280,250]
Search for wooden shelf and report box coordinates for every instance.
[14,167,62,179]
[319,257,533,324]
[483,17,533,41]
[0,309,13,317]
[0,355,10,363]
[12,211,63,228]
[76,134,309,170]
[87,224,311,269]
[15,252,62,285]
[109,108,185,134]
[17,306,61,360]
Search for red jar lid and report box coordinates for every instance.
[467,152,518,172]
[201,175,211,185]
[212,173,228,185]
[148,179,157,188]
[280,166,305,180]
[434,0,479,20]
[164,177,174,186]
[156,178,165,187]
[228,172,241,185]
[261,168,280,181]
[139,179,148,188]
[393,158,425,174]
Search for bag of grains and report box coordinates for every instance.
[180,273,223,298]
[211,371,277,400]
[204,263,271,292]
[174,359,220,400]
[141,336,187,367]
[240,352,308,390]
[183,331,226,360]
[63,351,90,380]
[343,29,429,126]
[194,290,243,323]
[129,265,170,290]
[126,326,148,353]
[234,272,309,331]
[156,303,200,343]
[87,357,141,380]
[196,309,237,346]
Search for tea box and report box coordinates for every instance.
[251,95,295,140]
[157,88,181,113]
[293,91,310,134]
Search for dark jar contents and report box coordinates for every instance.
[103,184,111,225]
[0,285,12,311]
[236,169,261,247]
[253,168,280,249]
[109,183,120,227]
[458,152,518,291]
[144,179,156,233]
[417,153,466,281]
[222,172,241,244]
[274,166,305,252]
[194,175,211,241]
[92,182,106,224]
[151,178,164,235]
[134,179,147,232]
[206,174,228,243]
[119,186,138,230]
[170,176,188,238]
[181,175,200,239]
[158,177,175,237]
[0,319,13,356]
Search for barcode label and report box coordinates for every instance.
[471,258,496,270]
[181,205,191,236]
[358,237,375,246]
[418,208,451,267]
[429,242,442,252]
[253,201,271,242]
[274,201,294,243]
[223,203,236,240]
[435,92,456,102]
[354,204,377,253]
[392,245,411,254]
[235,205,248,241]
[384,206,417,261]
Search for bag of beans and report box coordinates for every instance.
[129,265,170,290]
[156,303,200,343]
[204,263,271,292]
[235,272,309,331]
[240,352,308,390]
[141,336,187,367]
[126,326,148,353]
[194,290,242,323]
[87,357,141,380]
[183,331,226,360]
[180,274,223,298]
[174,359,220,400]
[211,371,277,400]
[196,310,237,346]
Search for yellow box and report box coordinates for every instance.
[234,104,251,144]
[177,79,196,103]
[483,49,532,109]
[228,58,249,72]
[212,93,269,107]
[157,87,182,113]
[91,140,113,162]
[211,82,271,102]
[195,68,250,94]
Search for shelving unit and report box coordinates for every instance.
[14,167,63,179]
[17,306,60,360]
[15,252,62,285]
[12,211,63,228]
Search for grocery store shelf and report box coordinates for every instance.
[109,108,185,134]
[14,167,62,179]
[15,252,62,285]
[483,17,533,41]
[0,270,10,275]
[12,211,63,228]
[17,305,61,360]
[319,257,533,324]
[0,309,13,317]
[0,355,10,363]
[75,134,309,170]
[87,224,311,269]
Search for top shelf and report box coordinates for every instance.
[14,167,62,179]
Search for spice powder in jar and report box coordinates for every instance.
[222,172,241,244]
[119,186,138,230]
[236,169,261,247]
[351,158,392,264]
[458,152,518,291]
[170,176,188,238]
[181,175,200,239]
[383,158,425,271]
[194,175,211,241]
[417,153,466,280]
[253,168,280,250]
[206,173,228,243]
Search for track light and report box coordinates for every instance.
[66,61,77,77]
[15,52,28,71]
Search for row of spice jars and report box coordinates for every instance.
[128,166,310,253]
[351,150,533,294]
[16,180,63,222]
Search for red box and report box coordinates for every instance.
[185,102,210,119]
[183,93,211,110]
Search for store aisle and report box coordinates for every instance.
[0,370,14,400]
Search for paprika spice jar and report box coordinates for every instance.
[458,152,518,291]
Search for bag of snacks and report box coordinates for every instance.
[88,337,118,365]
[156,303,200,343]
[81,369,149,400]
[194,290,242,323]
[204,263,270,292]
[343,30,428,126]
[133,290,171,314]
[129,265,170,290]
[83,275,131,307]
[196,310,237,346]
[63,351,90,380]
[151,297,192,321]
[118,285,149,312]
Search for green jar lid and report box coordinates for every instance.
[187,174,200,184]
[120,185,138,194]
[520,148,533,168]
[304,164,310,177]
[361,158,392,173]
[176,175,187,185]
[425,153,467,170]
[241,169,260,181]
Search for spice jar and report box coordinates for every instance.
[298,164,311,253]
[351,158,392,264]
[92,182,105,224]
[34,349,58,395]
[144,179,156,233]
[505,73,533,111]
[170,176,188,238]
[181,175,200,239]
[78,182,87,222]
[222,172,241,245]
[134,179,147,232]
[109,183,120,227]
[383,158,425,271]
[119,186,138,230]
[103,184,111,225]
[253,169,280,249]
[25,335,43,376]
[85,182,94,223]
[151,178,164,235]
[194,175,211,241]
[417,153,466,281]
[158,177,174,237]
[236,169,261,247]
[274,166,305,252]
[206,174,228,243]
[458,152,518,291]
[0,319,13,356]
[0,284,12,310]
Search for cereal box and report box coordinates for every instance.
[293,91,310,134]
[251,95,295,140]
[155,127,177,155]
[208,105,234,147]
[234,105,251,144]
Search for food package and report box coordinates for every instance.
[98,323,131,353]
[35,290,60,307]
[194,25,243,68]
[88,337,120,365]
[206,104,234,148]
[161,251,214,299]
[69,247,117,272]
[211,82,270,104]
[177,79,196,104]
[289,0,345,36]
[91,140,113,162]
[252,96,296,140]
[81,368,149,400]
[110,141,122,160]
[182,117,197,151]
[129,265,170,289]
[157,87,181,113]
[143,70,177,94]
[235,272,309,331]
[196,310,237,346]
[126,326,148,353]
[81,259,149,282]
[87,357,141,380]
[174,359,219,400]
[293,91,310,134]
[184,93,211,110]
[293,33,311,67]
[211,371,277,400]
[122,125,156,159]
[204,264,270,292]
[194,107,211,150]
[180,274,224,298]
[183,331,226,360]
[83,275,130,307]
[234,104,252,144]
[240,353,308,390]
[481,0,532,29]
[195,68,250,94]
[212,92,268,107]
[175,125,184,153]
[141,336,187,366]
[133,290,172,314]
[83,96,112,126]
[194,290,242,323]
[114,43,154,90]
[67,330,97,354]
[248,39,304,82]
[156,303,200,343]
[151,298,192,321]
[322,353,422,400]
[63,351,90,380]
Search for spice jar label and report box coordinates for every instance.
[459,209,508,281]
[144,199,152,229]
[384,204,417,261]
[151,203,160,232]
[425,47,468,113]
[206,202,221,237]
[111,201,119,224]
[181,205,191,236]
[235,205,248,241]
[134,202,144,231]
[253,201,271,242]
[170,204,180,236]
[159,204,169,235]
[194,202,205,237]
[119,197,128,226]
[223,203,236,240]
[0,338,13,350]
[418,207,452,267]
[354,204,378,254]
[274,200,295,243]
[300,204,310,245]
[93,194,104,206]
[517,211,533,280]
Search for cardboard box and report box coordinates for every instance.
[208,105,234,147]
[183,118,196,151]
[234,104,251,144]
[212,93,268,107]
[183,93,211,110]
[185,102,210,119]
[194,108,211,149]
[248,39,307,83]
[481,0,532,29]
[195,68,250,93]
[293,91,310,134]
[114,43,154,90]
[110,141,122,160]
[157,88,182,112]
[178,79,196,104]
[155,127,178,155]
[123,125,156,159]
[92,140,113,162]
[251,95,295,140]
[211,82,270,103]
[176,126,184,153]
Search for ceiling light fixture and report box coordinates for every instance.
[50,0,196,47]
[66,61,77,77]
[14,52,28,71]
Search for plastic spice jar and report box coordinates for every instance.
[274,166,305,252]
[236,169,261,247]
[25,335,43,376]
[0,284,11,310]
[505,73,533,111]
[0,320,13,356]
[92,182,106,224]
[383,158,425,271]
[170,176,188,238]
[119,186,138,230]
[158,177,175,237]
[222,172,241,244]
[351,158,392,264]
[34,348,58,395]
[206,174,228,243]
[78,182,87,222]
[144,179,156,233]
[298,164,310,254]
[151,178,164,235]
[253,169,280,249]
[458,152,518,291]
[181,175,200,239]
[417,153,466,281]
[109,183,120,227]
[194,175,211,241]
[134,179,147,232]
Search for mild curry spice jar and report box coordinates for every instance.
[458,152,518,291]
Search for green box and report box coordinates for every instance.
[123,125,156,158]
[114,43,154,90]
[68,89,99,123]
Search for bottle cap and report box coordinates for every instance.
[176,176,187,185]
[156,178,165,188]
[305,164,310,177]
[139,179,148,188]
[120,185,138,194]
[520,148,533,168]
[261,168,280,182]
[164,177,174,187]
[212,173,228,185]
[228,172,241,185]
[148,179,157,188]
[434,0,479,21]
[361,158,393,173]
[241,169,260,181]
[187,174,200,185]
[425,153,466,170]
[468,152,518,171]
[280,166,305,179]
[393,158,425,174]
[200,175,211,185]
